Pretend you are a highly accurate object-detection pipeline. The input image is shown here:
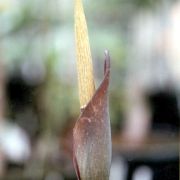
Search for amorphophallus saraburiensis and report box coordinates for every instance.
[73,0,112,179]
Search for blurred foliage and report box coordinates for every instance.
[38,51,78,134]
[0,0,175,134]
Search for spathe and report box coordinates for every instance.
[73,51,112,180]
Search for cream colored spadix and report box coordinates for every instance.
[75,0,95,108]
